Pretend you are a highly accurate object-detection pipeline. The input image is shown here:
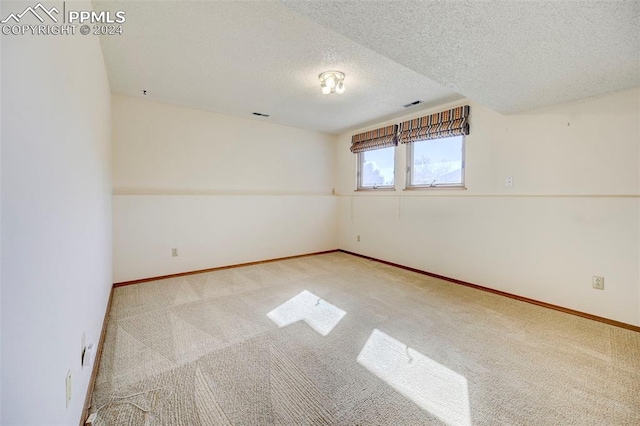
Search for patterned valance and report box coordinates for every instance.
[399,105,470,144]
[350,125,398,153]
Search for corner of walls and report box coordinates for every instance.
[0,1,3,415]
[111,96,338,282]
[1,0,113,422]
[336,89,640,327]
[0,3,4,418]
[637,88,640,327]
[331,133,341,246]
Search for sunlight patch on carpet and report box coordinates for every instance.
[267,290,346,336]
[357,329,471,426]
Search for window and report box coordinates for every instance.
[351,124,398,190]
[406,135,465,188]
[357,146,395,189]
[398,105,470,188]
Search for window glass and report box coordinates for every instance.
[359,147,395,189]
[408,136,464,187]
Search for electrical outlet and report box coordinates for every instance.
[172,248,178,257]
[66,370,72,408]
[357,235,360,242]
[83,344,94,368]
[592,276,605,290]
[506,176,514,188]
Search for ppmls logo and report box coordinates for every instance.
[1,3,59,24]
[2,2,126,36]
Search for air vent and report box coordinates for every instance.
[252,112,270,117]
[402,100,422,108]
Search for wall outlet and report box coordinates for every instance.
[172,248,178,257]
[82,344,94,368]
[592,276,605,290]
[331,188,336,195]
[506,176,514,188]
[357,235,361,242]
[66,370,72,408]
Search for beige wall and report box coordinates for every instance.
[114,90,640,325]
[336,89,640,326]
[1,5,113,423]
[112,95,335,194]
[112,95,338,282]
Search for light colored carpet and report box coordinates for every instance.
[91,252,640,425]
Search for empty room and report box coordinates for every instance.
[1,0,639,425]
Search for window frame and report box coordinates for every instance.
[405,135,466,190]
[356,147,396,191]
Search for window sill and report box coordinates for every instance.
[354,187,397,192]
[403,186,467,191]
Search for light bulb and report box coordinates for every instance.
[335,81,345,94]
[325,75,335,88]
[322,85,331,95]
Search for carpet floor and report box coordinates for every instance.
[91,252,640,425]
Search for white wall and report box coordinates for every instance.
[112,95,337,282]
[336,89,640,326]
[0,3,4,418]
[1,2,113,423]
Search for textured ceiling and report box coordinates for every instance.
[96,1,460,134]
[282,0,640,114]
[97,1,639,134]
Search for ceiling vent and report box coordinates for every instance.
[402,100,422,108]
[252,112,270,117]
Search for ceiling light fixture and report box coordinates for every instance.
[319,71,345,95]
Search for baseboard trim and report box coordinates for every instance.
[113,249,340,287]
[80,285,114,425]
[339,249,640,333]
